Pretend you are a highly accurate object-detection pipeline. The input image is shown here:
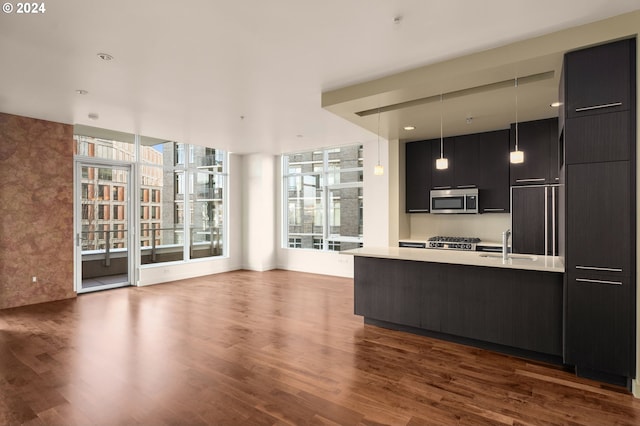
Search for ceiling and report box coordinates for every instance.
[1,1,639,154]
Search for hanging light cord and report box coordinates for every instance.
[515,77,519,151]
[377,108,381,166]
[440,94,444,159]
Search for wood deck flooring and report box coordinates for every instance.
[1,269,639,425]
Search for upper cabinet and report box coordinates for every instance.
[478,130,510,213]
[405,140,432,213]
[565,111,631,164]
[405,130,510,213]
[510,118,559,185]
[565,39,634,118]
[451,133,480,189]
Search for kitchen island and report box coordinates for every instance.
[343,247,565,362]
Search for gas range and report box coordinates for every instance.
[427,236,481,251]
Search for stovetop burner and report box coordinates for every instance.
[427,236,481,250]
[428,236,481,243]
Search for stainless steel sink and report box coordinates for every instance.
[478,253,538,261]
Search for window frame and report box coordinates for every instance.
[282,145,363,251]
[74,131,229,268]
[139,144,228,265]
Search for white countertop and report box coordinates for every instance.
[342,246,564,273]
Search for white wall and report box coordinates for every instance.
[364,138,390,248]
[138,153,243,285]
[276,138,390,278]
[390,138,408,243]
[241,153,277,271]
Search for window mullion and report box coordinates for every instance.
[183,145,191,260]
[322,149,329,251]
[282,145,362,251]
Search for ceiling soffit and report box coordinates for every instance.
[322,11,640,143]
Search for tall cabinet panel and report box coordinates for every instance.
[562,37,636,385]
[405,140,432,213]
[478,130,510,213]
[565,162,631,272]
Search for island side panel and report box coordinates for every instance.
[353,256,563,356]
[354,257,447,331]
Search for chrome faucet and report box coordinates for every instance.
[502,229,511,261]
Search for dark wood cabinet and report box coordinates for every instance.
[419,262,447,331]
[354,256,563,357]
[565,161,631,273]
[509,119,560,255]
[452,133,479,188]
[405,140,432,212]
[407,131,509,213]
[478,130,510,213]
[431,137,455,189]
[443,266,562,356]
[565,38,634,118]
[405,124,546,216]
[354,257,422,328]
[565,272,633,377]
[565,111,631,164]
[562,37,636,384]
[511,185,558,256]
[510,118,559,185]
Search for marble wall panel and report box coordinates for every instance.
[0,112,76,309]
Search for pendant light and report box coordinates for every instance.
[374,108,384,176]
[510,77,525,164]
[435,94,449,170]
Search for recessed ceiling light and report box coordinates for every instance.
[88,113,99,120]
[76,89,88,95]
[97,52,113,61]
[550,101,562,108]
[403,126,416,131]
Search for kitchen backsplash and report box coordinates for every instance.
[409,213,510,243]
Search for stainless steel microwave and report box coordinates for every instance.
[430,188,479,214]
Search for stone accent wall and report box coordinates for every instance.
[0,112,75,309]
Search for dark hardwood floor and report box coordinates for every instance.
[1,269,639,425]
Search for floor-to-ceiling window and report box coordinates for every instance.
[282,145,363,251]
[74,125,228,292]
[139,137,226,264]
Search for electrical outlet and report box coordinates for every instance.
[31,276,37,283]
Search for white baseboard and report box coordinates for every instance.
[241,264,277,272]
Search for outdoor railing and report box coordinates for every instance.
[81,225,222,265]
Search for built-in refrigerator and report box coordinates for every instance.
[511,184,559,256]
